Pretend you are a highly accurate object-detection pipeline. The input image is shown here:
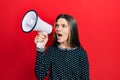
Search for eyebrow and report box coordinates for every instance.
[56,23,67,25]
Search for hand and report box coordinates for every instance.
[34,31,48,48]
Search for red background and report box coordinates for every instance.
[0,0,120,80]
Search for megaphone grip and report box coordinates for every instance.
[37,42,43,48]
[36,32,47,48]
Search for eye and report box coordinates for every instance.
[55,24,59,28]
[62,24,66,28]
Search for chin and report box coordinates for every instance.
[57,40,63,43]
[57,40,66,43]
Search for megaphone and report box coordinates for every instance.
[22,10,52,34]
[22,10,53,48]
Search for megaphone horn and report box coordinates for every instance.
[21,10,52,34]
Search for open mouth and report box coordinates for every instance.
[57,33,62,39]
[57,33,62,37]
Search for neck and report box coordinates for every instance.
[59,42,71,49]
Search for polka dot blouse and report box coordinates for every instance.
[35,46,89,80]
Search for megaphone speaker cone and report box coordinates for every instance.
[22,10,38,33]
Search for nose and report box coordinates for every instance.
[56,26,62,31]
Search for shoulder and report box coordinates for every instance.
[77,47,86,53]
[76,47,89,65]
[77,47,88,57]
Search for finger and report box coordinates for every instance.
[34,36,43,43]
[34,36,38,44]
[38,32,46,38]
[43,33,48,38]
[37,35,45,40]
[38,31,45,35]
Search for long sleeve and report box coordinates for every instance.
[35,46,90,80]
[35,48,51,80]
[80,49,89,80]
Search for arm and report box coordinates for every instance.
[35,47,51,80]
[34,32,50,79]
[80,49,90,80]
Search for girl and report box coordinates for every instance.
[34,14,89,80]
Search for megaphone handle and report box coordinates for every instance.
[36,32,47,48]
[37,42,43,48]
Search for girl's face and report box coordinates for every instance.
[55,18,70,45]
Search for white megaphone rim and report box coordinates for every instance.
[21,10,38,33]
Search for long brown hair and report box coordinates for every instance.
[53,14,82,48]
